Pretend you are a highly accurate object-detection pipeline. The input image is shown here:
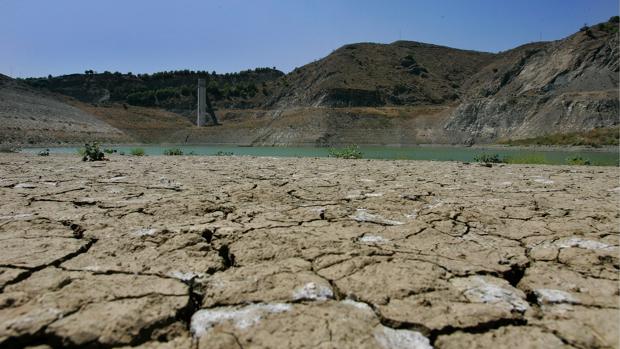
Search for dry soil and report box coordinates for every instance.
[0,154,618,348]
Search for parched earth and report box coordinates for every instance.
[0,154,618,349]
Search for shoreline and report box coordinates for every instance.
[9,142,619,153]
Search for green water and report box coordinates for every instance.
[22,145,619,166]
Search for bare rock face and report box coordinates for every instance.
[445,25,619,143]
[0,154,618,348]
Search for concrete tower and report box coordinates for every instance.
[197,79,206,127]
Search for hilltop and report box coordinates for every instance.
[265,41,494,108]
[5,17,619,146]
[23,68,283,115]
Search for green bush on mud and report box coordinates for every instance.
[130,148,145,156]
[81,142,105,161]
[163,148,183,156]
[566,156,591,166]
[328,145,363,159]
[473,153,504,164]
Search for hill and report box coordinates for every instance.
[265,41,494,108]
[445,20,619,143]
[10,17,620,146]
[23,68,283,115]
[0,74,130,147]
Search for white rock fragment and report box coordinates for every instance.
[190,303,291,337]
[498,181,513,186]
[364,192,384,198]
[345,190,365,200]
[423,202,443,210]
[358,235,389,244]
[107,187,123,194]
[133,228,158,236]
[534,288,577,305]
[609,187,620,193]
[169,271,200,281]
[532,176,554,184]
[82,265,103,272]
[109,176,127,182]
[554,238,613,250]
[351,209,404,226]
[0,213,34,220]
[292,282,333,301]
[14,183,36,189]
[374,325,432,349]
[405,211,419,220]
[341,299,374,314]
[452,276,529,313]
[310,207,326,217]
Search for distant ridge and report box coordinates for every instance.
[6,17,620,146]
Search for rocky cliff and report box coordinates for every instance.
[445,23,619,143]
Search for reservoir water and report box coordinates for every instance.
[21,145,619,166]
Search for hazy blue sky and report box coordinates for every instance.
[1,0,618,78]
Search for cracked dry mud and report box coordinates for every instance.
[0,153,618,349]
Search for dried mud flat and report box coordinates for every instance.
[0,154,618,349]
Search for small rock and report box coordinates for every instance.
[14,183,36,189]
[534,288,577,305]
[374,325,432,349]
[190,303,292,337]
[292,282,333,301]
[351,209,404,226]
[358,235,389,244]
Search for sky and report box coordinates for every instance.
[1,0,618,78]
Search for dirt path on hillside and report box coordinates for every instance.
[0,154,618,348]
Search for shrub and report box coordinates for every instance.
[82,142,105,161]
[163,148,183,156]
[566,156,591,166]
[38,149,50,156]
[103,148,117,154]
[130,148,145,156]
[473,153,504,164]
[215,151,234,156]
[328,145,363,159]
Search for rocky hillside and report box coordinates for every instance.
[445,20,619,143]
[265,42,494,108]
[23,68,283,114]
[9,17,620,146]
[0,74,130,146]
